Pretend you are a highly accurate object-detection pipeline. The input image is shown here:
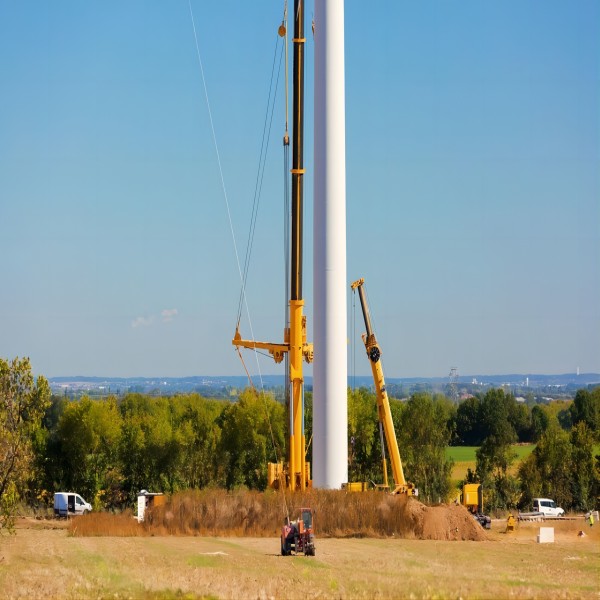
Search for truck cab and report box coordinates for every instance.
[533,498,564,517]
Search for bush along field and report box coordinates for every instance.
[68,489,486,541]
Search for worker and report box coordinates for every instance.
[283,519,296,543]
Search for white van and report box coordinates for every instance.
[533,498,564,517]
[54,492,92,517]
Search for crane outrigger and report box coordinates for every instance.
[232,0,312,492]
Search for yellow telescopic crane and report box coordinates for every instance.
[233,0,312,492]
[351,278,418,496]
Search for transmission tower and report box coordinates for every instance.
[449,367,459,403]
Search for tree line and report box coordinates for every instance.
[1,357,598,530]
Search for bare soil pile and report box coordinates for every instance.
[69,490,486,541]
[304,490,486,541]
[394,495,487,541]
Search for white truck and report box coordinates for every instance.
[532,498,564,517]
[54,492,92,517]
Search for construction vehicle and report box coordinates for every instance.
[281,507,315,556]
[350,278,418,497]
[461,483,491,529]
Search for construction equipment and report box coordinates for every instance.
[350,278,418,497]
[461,483,491,529]
[281,507,315,556]
[232,0,312,492]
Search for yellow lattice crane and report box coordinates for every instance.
[232,0,312,492]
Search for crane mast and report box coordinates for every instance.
[351,278,417,496]
[232,0,312,492]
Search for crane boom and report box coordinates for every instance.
[351,278,418,496]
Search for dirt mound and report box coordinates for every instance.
[395,496,487,541]
[310,491,487,541]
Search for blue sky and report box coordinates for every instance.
[0,1,598,378]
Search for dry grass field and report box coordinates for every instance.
[0,516,598,599]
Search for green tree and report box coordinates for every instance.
[178,395,223,489]
[347,387,379,483]
[530,405,550,441]
[475,389,518,510]
[398,393,454,503]
[557,407,573,431]
[455,396,482,445]
[219,389,284,489]
[57,396,122,506]
[117,394,227,498]
[520,423,573,509]
[28,395,68,509]
[389,397,404,434]
[509,402,532,443]
[570,388,600,441]
[140,403,175,492]
[544,399,572,430]
[517,453,543,509]
[0,357,51,531]
[519,419,599,512]
[119,394,154,499]
[570,421,598,511]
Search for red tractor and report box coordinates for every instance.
[281,507,315,556]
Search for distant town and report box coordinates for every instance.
[48,372,600,403]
